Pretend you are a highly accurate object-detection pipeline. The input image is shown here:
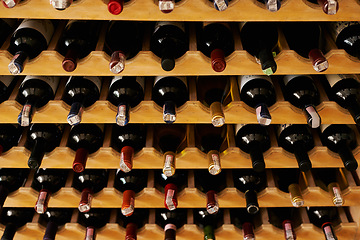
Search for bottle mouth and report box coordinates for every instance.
[247,204,259,214]
[163,113,176,124]
[78,202,91,213]
[62,58,77,72]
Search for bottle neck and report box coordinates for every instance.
[28,138,46,169]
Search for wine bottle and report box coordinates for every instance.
[235,124,271,172]
[155,208,187,240]
[49,0,73,10]
[268,207,298,240]
[306,207,340,240]
[8,19,54,75]
[323,74,360,125]
[155,124,186,177]
[150,22,188,71]
[152,76,188,124]
[0,168,29,210]
[281,75,321,128]
[193,208,224,239]
[31,168,68,214]
[25,124,63,169]
[0,76,17,104]
[57,20,101,72]
[238,75,276,126]
[105,21,142,74]
[107,76,144,126]
[258,0,281,12]
[273,168,304,207]
[39,208,72,240]
[117,208,149,240]
[312,168,344,206]
[107,0,129,15]
[15,76,60,127]
[72,169,108,213]
[78,208,111,240]
[319,124,358,171]
[239,22,278,75]
[67,124,104,173]
[197,22,234,72]
[194,170,226,214]
[0,124,21,155]
[308,0,338,15]
[281,23,328,72]
[111,124,146,173]
[62,76,102,126]
[154,169,187,211]
[158,0,180,13]
[230,208,259,240]
[196,124,226,175]
[232,169,267,214]
[276,124,314,172]
[197,76,230,127]
[328,22,360,59]
[114,169,148,216]
[0,208,34,240]
[0,19,16,46]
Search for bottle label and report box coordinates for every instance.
[66,76,102,92]
[154,76,187,87]
[0,76,14,87]
[323,225,336,240]
[325,74,357,88]
[154,21,185,34]
[110,76,145,90]
[15,19,54,45]
[165,188,176,210]
[22,76,60,94]
[238,75,272,93]
[277,124,292,137]
[283,75,312,86]
[328,22,360,40]
[284,222,294,239]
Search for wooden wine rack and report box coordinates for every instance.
[1,0,360,239]
[0,0,360,21]
[0,75,357,125]
[4,124,360,170]
[0,21,359,76]
[3,168,360,208]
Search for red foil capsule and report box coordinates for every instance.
[72,148,89,173]
[122,189,135,216]
[79,188,93,213]
[120,146,135,173]
[125,223,138,240]
[35,189,51,214]
[242,222,255,240]
[206,190,219,214]
[210,48,226,72]
[164,183,178,211]
[108,0,124,15]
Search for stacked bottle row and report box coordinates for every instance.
[0,74,359,126]
[0,123,359,171]
[2,0,360,21]
[0,168,359,210]
[1,19,360,75]
[0,206,356,240]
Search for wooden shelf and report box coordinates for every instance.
[1,0,360,21]
[4,124,360,170]
[0,76,358,125]
[6,208,358,240]
[0,21,360,77]
[4,169,360,208]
